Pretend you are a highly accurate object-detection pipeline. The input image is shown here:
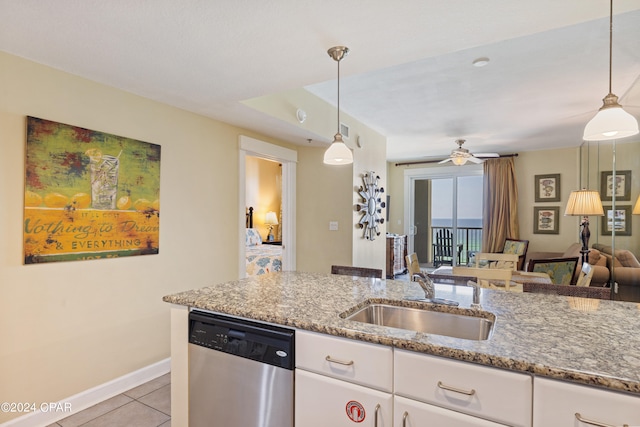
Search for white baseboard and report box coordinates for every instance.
[0,358,171,427]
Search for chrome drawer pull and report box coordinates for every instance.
[402,411,409,427]
[437,380,476,396]
[374,404,381,427]
[325,355,354,366]
[575,413,629,427]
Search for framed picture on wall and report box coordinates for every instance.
[601,205,632,236]
[533,206,559,234]
[600,170,631,201]
[534,174,561,202]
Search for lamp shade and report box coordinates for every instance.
[265,211,278,225]
[565,189,604,216]
[583,103,639,141]
[633,195,640,215]
[323,134,353,165]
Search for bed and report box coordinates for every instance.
[245,207,282,276]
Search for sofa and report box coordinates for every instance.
[525,242,609,287]
[592,243,640,287]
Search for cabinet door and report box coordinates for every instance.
[296,330,393,392]
[395,350,532,427]
[394,396,506,427]
[533,377,640,426]
[295,369,392,427]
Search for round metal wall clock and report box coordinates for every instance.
[356,171,385,240]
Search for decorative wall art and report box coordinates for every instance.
[24,116,161,264]
[600,170,631,201]
[533,206,559,234]
[355,171,385,241]
[534,174,561,202]
[601,205,632,236]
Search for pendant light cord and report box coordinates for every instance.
[337,57,341,134]
[608,0,613,95]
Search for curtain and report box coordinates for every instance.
[482,157,519,252]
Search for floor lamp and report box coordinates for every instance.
[565,189,604,266]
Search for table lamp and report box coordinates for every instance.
[265,211,278,242]
[565,189,604,265]
[633,195,640,215]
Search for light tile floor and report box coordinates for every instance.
[47,373,171,427]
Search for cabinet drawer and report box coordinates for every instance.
[296,330,393,392]
[533,377,640,426]
[295,370,392,427]
[394,350,532,427]
[395,395,506,427]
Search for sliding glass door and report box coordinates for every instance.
[405,165,483,268]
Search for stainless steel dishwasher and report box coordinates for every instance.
[188,310,295,427]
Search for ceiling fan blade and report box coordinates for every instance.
[474,153,499,158]
[467,157,484,164]
[438,158,452,164]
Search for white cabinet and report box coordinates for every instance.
[394,349,532,427]
[296,330,393,392]
[394,396,506,427]
[295,331,394,426]
[533,377,640,426]
[296,369,392,427]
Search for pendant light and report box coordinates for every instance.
[583,0,639,141]
[324,46,353,165]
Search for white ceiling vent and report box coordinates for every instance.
[340,122,350,139]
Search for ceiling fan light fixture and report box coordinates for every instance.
[324,46,353,166]
[583,0,639,142]
[451,156,467,166]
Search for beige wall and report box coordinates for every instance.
[246,85,389,273]
[0,51,387,422]
[515,147,582,253]
[386,147,612,255]
[0,52,242,422]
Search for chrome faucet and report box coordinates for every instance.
[411,274,459,307]
[466,280,482,309]
[411,274,482,309]
[413,273,435,299]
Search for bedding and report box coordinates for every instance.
[245,228,282,276]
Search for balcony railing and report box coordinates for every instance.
[431,226,482,265]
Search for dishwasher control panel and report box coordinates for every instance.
[189,310,294,369]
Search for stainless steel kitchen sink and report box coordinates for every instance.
[342,302,494,341]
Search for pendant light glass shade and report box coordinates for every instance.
[324,46,353,165]
[583,94,639,141]
[324,133,353,165]
[583,0,639,141]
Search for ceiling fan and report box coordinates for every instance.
[438,139,499,165]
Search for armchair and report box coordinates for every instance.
[526,257,579,285]
[525,243,609,286]
[502,238,529,270]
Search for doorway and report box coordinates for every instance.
[404,165,483,268]
[238,136,297,278]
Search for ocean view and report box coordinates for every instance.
[432,218,482,228]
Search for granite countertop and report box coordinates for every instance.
[163,271,640,395]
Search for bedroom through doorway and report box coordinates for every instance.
[238,136,297,278]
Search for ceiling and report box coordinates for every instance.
[1,0,639,163]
